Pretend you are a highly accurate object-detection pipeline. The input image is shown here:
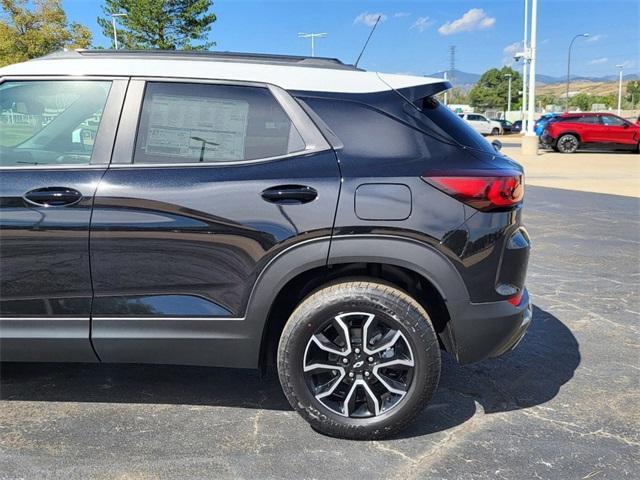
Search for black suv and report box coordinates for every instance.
[0,50,531,440]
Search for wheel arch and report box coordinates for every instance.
[558,130,581,142]
[245,236,469,369]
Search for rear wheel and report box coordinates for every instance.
[556,134,580,153]
[491,127,500,136]
[277,281,440,440]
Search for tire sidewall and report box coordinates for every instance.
[278,284,440,436]
[557,134,579,153]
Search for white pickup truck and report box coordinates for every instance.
[458,113,503,136]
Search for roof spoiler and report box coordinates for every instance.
[377,72,452,101]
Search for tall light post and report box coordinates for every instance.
[505,73,512,118]
[297,32,327,57]
[522,0,529,131]
[443,71,448,106]
[521,0,538,154]
[616,64,624,115]
[111,13,127,50]
[565,33,589,112]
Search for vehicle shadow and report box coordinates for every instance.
[0,305,579,438]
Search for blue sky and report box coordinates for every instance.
[62,0,639,78]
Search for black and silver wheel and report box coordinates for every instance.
[556,134,579,153]
[491,127,500,136]
[277,281,441,440]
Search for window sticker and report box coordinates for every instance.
[144,94,250,161]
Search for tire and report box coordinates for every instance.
[556,134,579,153]
[491,128,500,136]
[277,280,441,440]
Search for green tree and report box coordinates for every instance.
[468,66,523,111]
[569,93,591,111]
[0,0,91,67]
[97,0,216,50]
[626,80,640,106]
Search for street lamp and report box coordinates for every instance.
[565,33,589,112]
[521,0,529,132]
[616,64,624,115]
[505,73,512,117]
[297,32,327,57]
[520,0,537,155]
[111,13,127,50]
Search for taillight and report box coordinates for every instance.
[422,170,524,211]
[508,290,524,306]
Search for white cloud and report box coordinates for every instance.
[588,57,608,65]
[586,34,605,43]
[438,8,496,35]
[353,12,387,27]
[394,12,411,18]
[410,17,434,32]
[502,41,522,66]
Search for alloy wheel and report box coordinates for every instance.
[558,135,578,153]
[303,312,415,418]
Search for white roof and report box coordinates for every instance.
[0,54,443,94]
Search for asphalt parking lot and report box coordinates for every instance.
[1,185,639,480]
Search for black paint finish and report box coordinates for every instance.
[0,169,105,318]
[1,74,530,369]
[89,150,340,321]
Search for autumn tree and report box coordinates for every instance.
[0,0,91,66]
[97,0,216,50]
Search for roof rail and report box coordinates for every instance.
[38,49,360,71]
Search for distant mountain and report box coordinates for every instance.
[425,69,480,85]
[425,69,639,86]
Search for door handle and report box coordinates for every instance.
[261,185,318,205]
[23,187,83,207]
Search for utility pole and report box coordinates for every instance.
[522,0,529,131]
[298,32,327,57]
[111,13,127,50]
[565,33,590,112]
[505,74,512,118]
[616,64,624,115]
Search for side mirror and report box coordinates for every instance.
[623,123,630,129]
[491,139,503,152]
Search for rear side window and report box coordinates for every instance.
[0,80,111,166]
[601,115,626,126]
[133,82,305,164]
[414,97,495,154]
[577,116,600,124]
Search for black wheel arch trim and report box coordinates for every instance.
[246,234,471,367]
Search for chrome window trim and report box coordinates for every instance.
[118,77,331,167]
[108,149,328,169]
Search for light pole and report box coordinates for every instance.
[521,0,538,154]
[505,73,512,118]
[616,64,624,115]
[565,33,589,112]
[522,0,529,131]
[111,13,127,50]
[297,32,327,57]
[443,71,448,106]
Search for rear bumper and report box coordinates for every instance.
[540,132,554,146]
[447,288,532,364]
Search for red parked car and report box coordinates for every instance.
[541,113,640,153]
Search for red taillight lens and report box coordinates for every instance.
[508,291,524,306]
[422,171,524,211]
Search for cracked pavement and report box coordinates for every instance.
[1,185,639,479]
